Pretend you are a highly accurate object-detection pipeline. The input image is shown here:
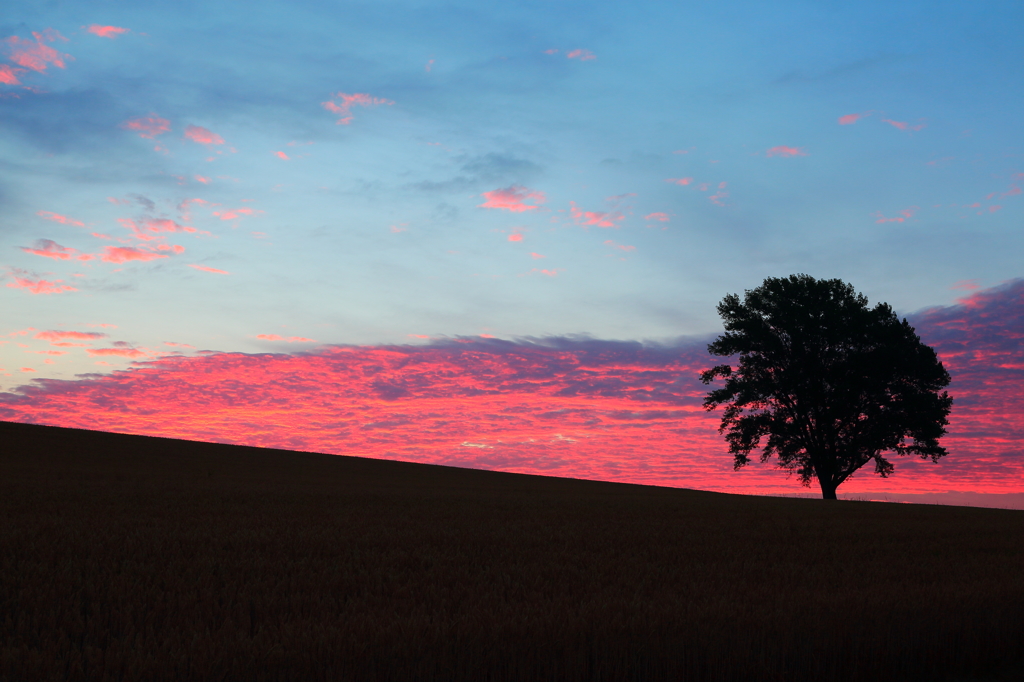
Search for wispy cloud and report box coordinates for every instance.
[872,206,918,223]
[765,146,808,157]
[479,185,546,212]
[570,202,623,228]
[0,64,25,85]
[566,49,596,61]
[882,118,926,132]
[6,276,77,294]
[34,330,107,343]
[37,211,84,227]
[2,29,71,73]
[644,212,670,222]
[20,239,93,261]
[189,264,230,274]
[604,240,635,252]
[85,25,129,39]
[321,92,394,125]
[121,115,171,139]
[184,125,225,145]
[838,111,872,125]
[100,246,172,263]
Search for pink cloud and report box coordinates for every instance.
[989,205,1002,213]
[838,111,872,125]
[212,208,261,221]
[35,330,106,343]
[644,212,670,222]
[321,92,394,125]
[256,334,317,343]
[570,202,623,228]
[85,25,129,38]
[3,30,71,73]
[100,246,170,263]
[566,49,596,61]
[872,206,919,223]
[6,277,77,294]
[530,252,545,259]
[0,64,25,85]
[543,49,559,55]
[21,239,93,261]
[87,347,146,358]
[119,218,198,240]
[274,151,289,160]
[665,177,693,186]
[183,125,225,145]
[189,264,230,274]
[1002,186,1021,197]
[508,233,524,242]
[765,146,808,157]
[36,210,84,227]
[121,115,170,139]
[479,185,546,212]
[425,59,434,72]
[194,175,210,184]
[951,280,980,292]
[604,240,635,252]
[882,118,926,132]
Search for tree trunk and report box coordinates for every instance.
[819,480,838,500]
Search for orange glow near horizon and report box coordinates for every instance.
[2,280,1023,498]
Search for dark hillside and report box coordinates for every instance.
[2,420,1022,681]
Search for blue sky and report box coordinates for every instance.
[2,0,1022,392]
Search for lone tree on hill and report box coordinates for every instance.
[699,274,953,500]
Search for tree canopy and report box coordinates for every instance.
[699,275,953,499]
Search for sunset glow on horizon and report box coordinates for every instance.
[2,2,1022,507]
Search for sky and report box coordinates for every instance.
[2,1,1022,507]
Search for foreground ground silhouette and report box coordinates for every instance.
[1,420,1022,682]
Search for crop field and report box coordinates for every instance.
[1,419,1022,681]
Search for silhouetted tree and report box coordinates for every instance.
[700,275,953,499]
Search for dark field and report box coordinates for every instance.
[1,420,1022,682]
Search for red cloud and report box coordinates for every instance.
[121,115,170,139]
[100,246,170,263]
[479,186,546,212]
[838,111,872,125]
[189,264,230,274]
[183,125,225,145]
[35,330,107,342]
[87,347,146,359]
[6,303,1022,502]
[765,146,808,157]
[3,30,71,73]
[85,25,129,38]
[570,202,623,228]
[6,277,77,294]
[37,211,84,227]
[321,92,394,125]
[21,239,93,261]
[256,335,317,343]
[644,212,670,222]
[566,49,596,61]
[665,178,693,186]
[0,64,25,85]
[882,118,926,131]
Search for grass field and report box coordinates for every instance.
[1,420,1022,681]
